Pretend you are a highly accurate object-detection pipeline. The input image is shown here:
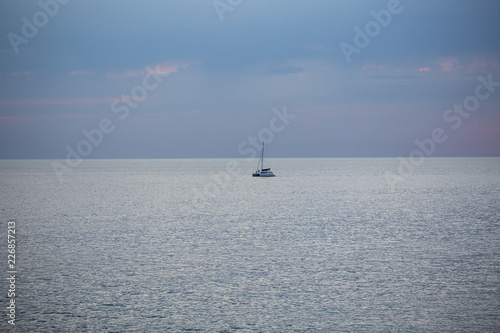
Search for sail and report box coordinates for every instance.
[255,142,264,172]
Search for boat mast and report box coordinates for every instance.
[256,142,264,172]
[261,142,265,170]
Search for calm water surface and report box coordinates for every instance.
[0,158,499,332]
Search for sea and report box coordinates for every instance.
[0,157,499,332]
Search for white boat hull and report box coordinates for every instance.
[253,171,275,177]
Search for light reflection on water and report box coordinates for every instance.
[1,158,499,332]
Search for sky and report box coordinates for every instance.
[0,0,499,159]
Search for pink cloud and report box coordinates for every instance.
[106,62,188,80]
[439,57,459,73]
[418,67,431,72]
[467,58,488,73]
[436,57,500,74]
[362,63,376,70]
[467,58,500,73]
[159,64,187,74]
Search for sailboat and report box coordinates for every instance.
[252,143,275,177]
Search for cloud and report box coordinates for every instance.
[467,58,488,73]
[435,56,500,75]
[1,0,499,158]
[362,63,377,70]
[439,57,459,73]
[105,62,188,80]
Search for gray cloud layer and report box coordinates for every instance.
[1,0,499,158]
